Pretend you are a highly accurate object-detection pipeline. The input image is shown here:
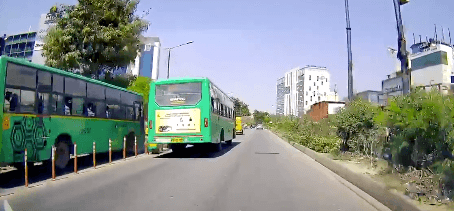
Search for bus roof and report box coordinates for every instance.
[0,56,142,96]
[154,77,209,84]
[154,77,234,102]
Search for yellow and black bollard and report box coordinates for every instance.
[93,142,96,169]
[24,148,28,187]
[74,142,78,174]
[144,141,148,155]
[135,136,137,158]
[123,137,126,160]
[52,146,56,181]
[109,138,112,164]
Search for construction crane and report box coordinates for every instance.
[393,0,410,94]
[344,0,353,101]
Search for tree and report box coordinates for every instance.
[253,110,270,124]
[232,97,250,116]
[43,0,149,79]
[102,72,136,88]
[127,76,151,119]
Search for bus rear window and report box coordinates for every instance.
[155,82,202,107]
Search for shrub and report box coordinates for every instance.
[334,98,383,154]
[379,89,454,168]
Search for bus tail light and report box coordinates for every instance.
[204,118,208,127]
[149,120,152,129]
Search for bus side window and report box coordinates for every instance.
[87,82,106,118]
[37,71,52,114]
[52,94,64,115]
[72,98,84,116]
[4,90,20,113]
[52,74,64,115]
[86,102,96,117]
[106,106,110,118]
[134,103,140,120]
[211,98,214,112]
[5,63,36,114]
[64,97,72,115]
[106,88,121,119]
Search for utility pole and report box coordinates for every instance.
[344,0,353,101]
[393,0,410,95]
[166,41,194,79]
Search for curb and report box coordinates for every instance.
[0,152,164,198]
[270,130,422,211]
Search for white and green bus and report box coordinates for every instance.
[0,56,145,170]
[147,78,235,152]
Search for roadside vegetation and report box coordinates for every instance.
[267,89,454,208]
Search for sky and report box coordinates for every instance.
[1,0,454,114]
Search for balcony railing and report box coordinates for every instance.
[6,38,35,45]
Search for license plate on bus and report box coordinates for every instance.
[171,138,184,143]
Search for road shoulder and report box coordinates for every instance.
[267,129,422,211]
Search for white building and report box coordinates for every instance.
[32,14,56,65]
[127,36,161,80]
[279,65,335,117]
[410,40,453,94]
[378,38,454,105]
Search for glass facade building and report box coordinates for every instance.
[4,32,37,62]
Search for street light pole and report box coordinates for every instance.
[166,41,194,79]
[167,50,171,79]
[345,0,354,101]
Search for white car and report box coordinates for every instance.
[256,124,263,130]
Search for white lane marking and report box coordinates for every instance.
[2,200,13,211]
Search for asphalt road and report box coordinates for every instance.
[3,129,390,211]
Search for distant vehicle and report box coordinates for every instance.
[0,56,145,170]
[236,117,243,135]
[148,77,235,152]
[256,124,264,130]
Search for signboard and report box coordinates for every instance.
[155,109,201,134]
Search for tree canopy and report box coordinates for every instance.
[253,110,270,124]
[43,0,149,78]
[232,97,250,116]
[127,76,151,103]
[127,76,151,119]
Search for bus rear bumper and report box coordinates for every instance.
[149,135,211,144]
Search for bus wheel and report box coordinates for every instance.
[214,142,222,151]
[226,131,233,145]
[55,141,70,169]
[126,132,135,155]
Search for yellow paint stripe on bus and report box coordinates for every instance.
[4,113,138,123]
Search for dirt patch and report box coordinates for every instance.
[326,152,453,211]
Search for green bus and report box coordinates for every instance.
[0,56,145,169]
[147,78,235,152]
